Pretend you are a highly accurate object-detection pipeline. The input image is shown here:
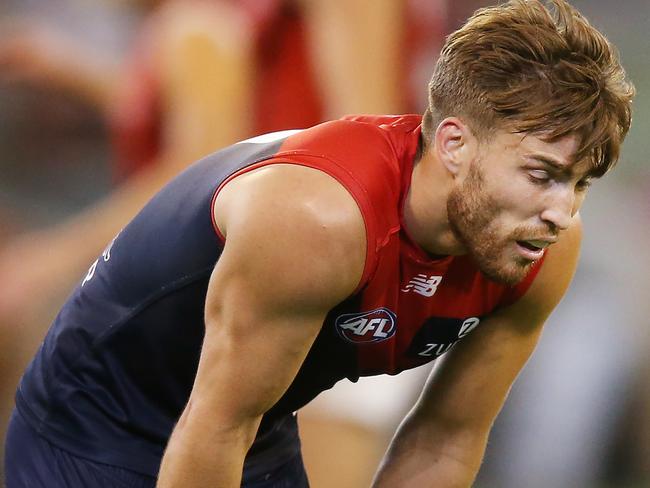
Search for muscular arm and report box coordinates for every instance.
[372,219,583,488]
[157,165,366,487]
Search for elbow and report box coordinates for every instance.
[176,395,263,455]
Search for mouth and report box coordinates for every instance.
[515,239,555,260]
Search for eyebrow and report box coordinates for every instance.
[526,154,567,170]
[526,154,597,179]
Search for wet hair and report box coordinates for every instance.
[422,0,634,175]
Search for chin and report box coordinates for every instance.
[476,255,536,286]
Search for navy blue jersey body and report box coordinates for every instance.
[15,116,542,478]
[16,132,302,476]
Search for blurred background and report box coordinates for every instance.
[0,0,647,487]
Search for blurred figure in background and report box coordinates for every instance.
[0,2,252,478]
[0,0,451,485]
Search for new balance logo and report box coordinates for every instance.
[401,274,443,297]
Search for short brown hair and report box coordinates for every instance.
[422,0,634,175]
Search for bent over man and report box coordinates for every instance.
[4,1,634,486]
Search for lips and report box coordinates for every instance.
[518,239,551,251]
[515,238,554,260]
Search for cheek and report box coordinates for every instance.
[481,183,533,223]
[497,180,548,220]
[464,164,540,228]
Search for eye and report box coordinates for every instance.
[527,169,551,184]
[575,178,592,192]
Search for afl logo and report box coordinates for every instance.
[335,308,397,344]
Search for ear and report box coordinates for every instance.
[434,117,477,178]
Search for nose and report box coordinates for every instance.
[540,186,575,231]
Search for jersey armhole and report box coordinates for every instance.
[209,153,380,295]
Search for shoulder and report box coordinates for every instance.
[213,164,367,310]
[279,118,409,200]
[286,117,403,157]
[300,119,391,148]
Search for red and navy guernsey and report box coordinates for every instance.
[16,115,543,478]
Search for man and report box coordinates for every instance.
[3,0,634,486]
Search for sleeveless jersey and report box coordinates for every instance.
[16,114,543,477]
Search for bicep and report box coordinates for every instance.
[193,271,325,425]
[415,219,583,432]
[190,165,366,423]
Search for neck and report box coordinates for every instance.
[403,150,466,256]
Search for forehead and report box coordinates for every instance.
[488,131,592,176]
[492,131,578,159]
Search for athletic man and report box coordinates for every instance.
[4,1,634,486]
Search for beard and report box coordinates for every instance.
[447,163,537,286]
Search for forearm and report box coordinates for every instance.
[372,410,488,488]
[302,0,403,117]
[157,399,261,487]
